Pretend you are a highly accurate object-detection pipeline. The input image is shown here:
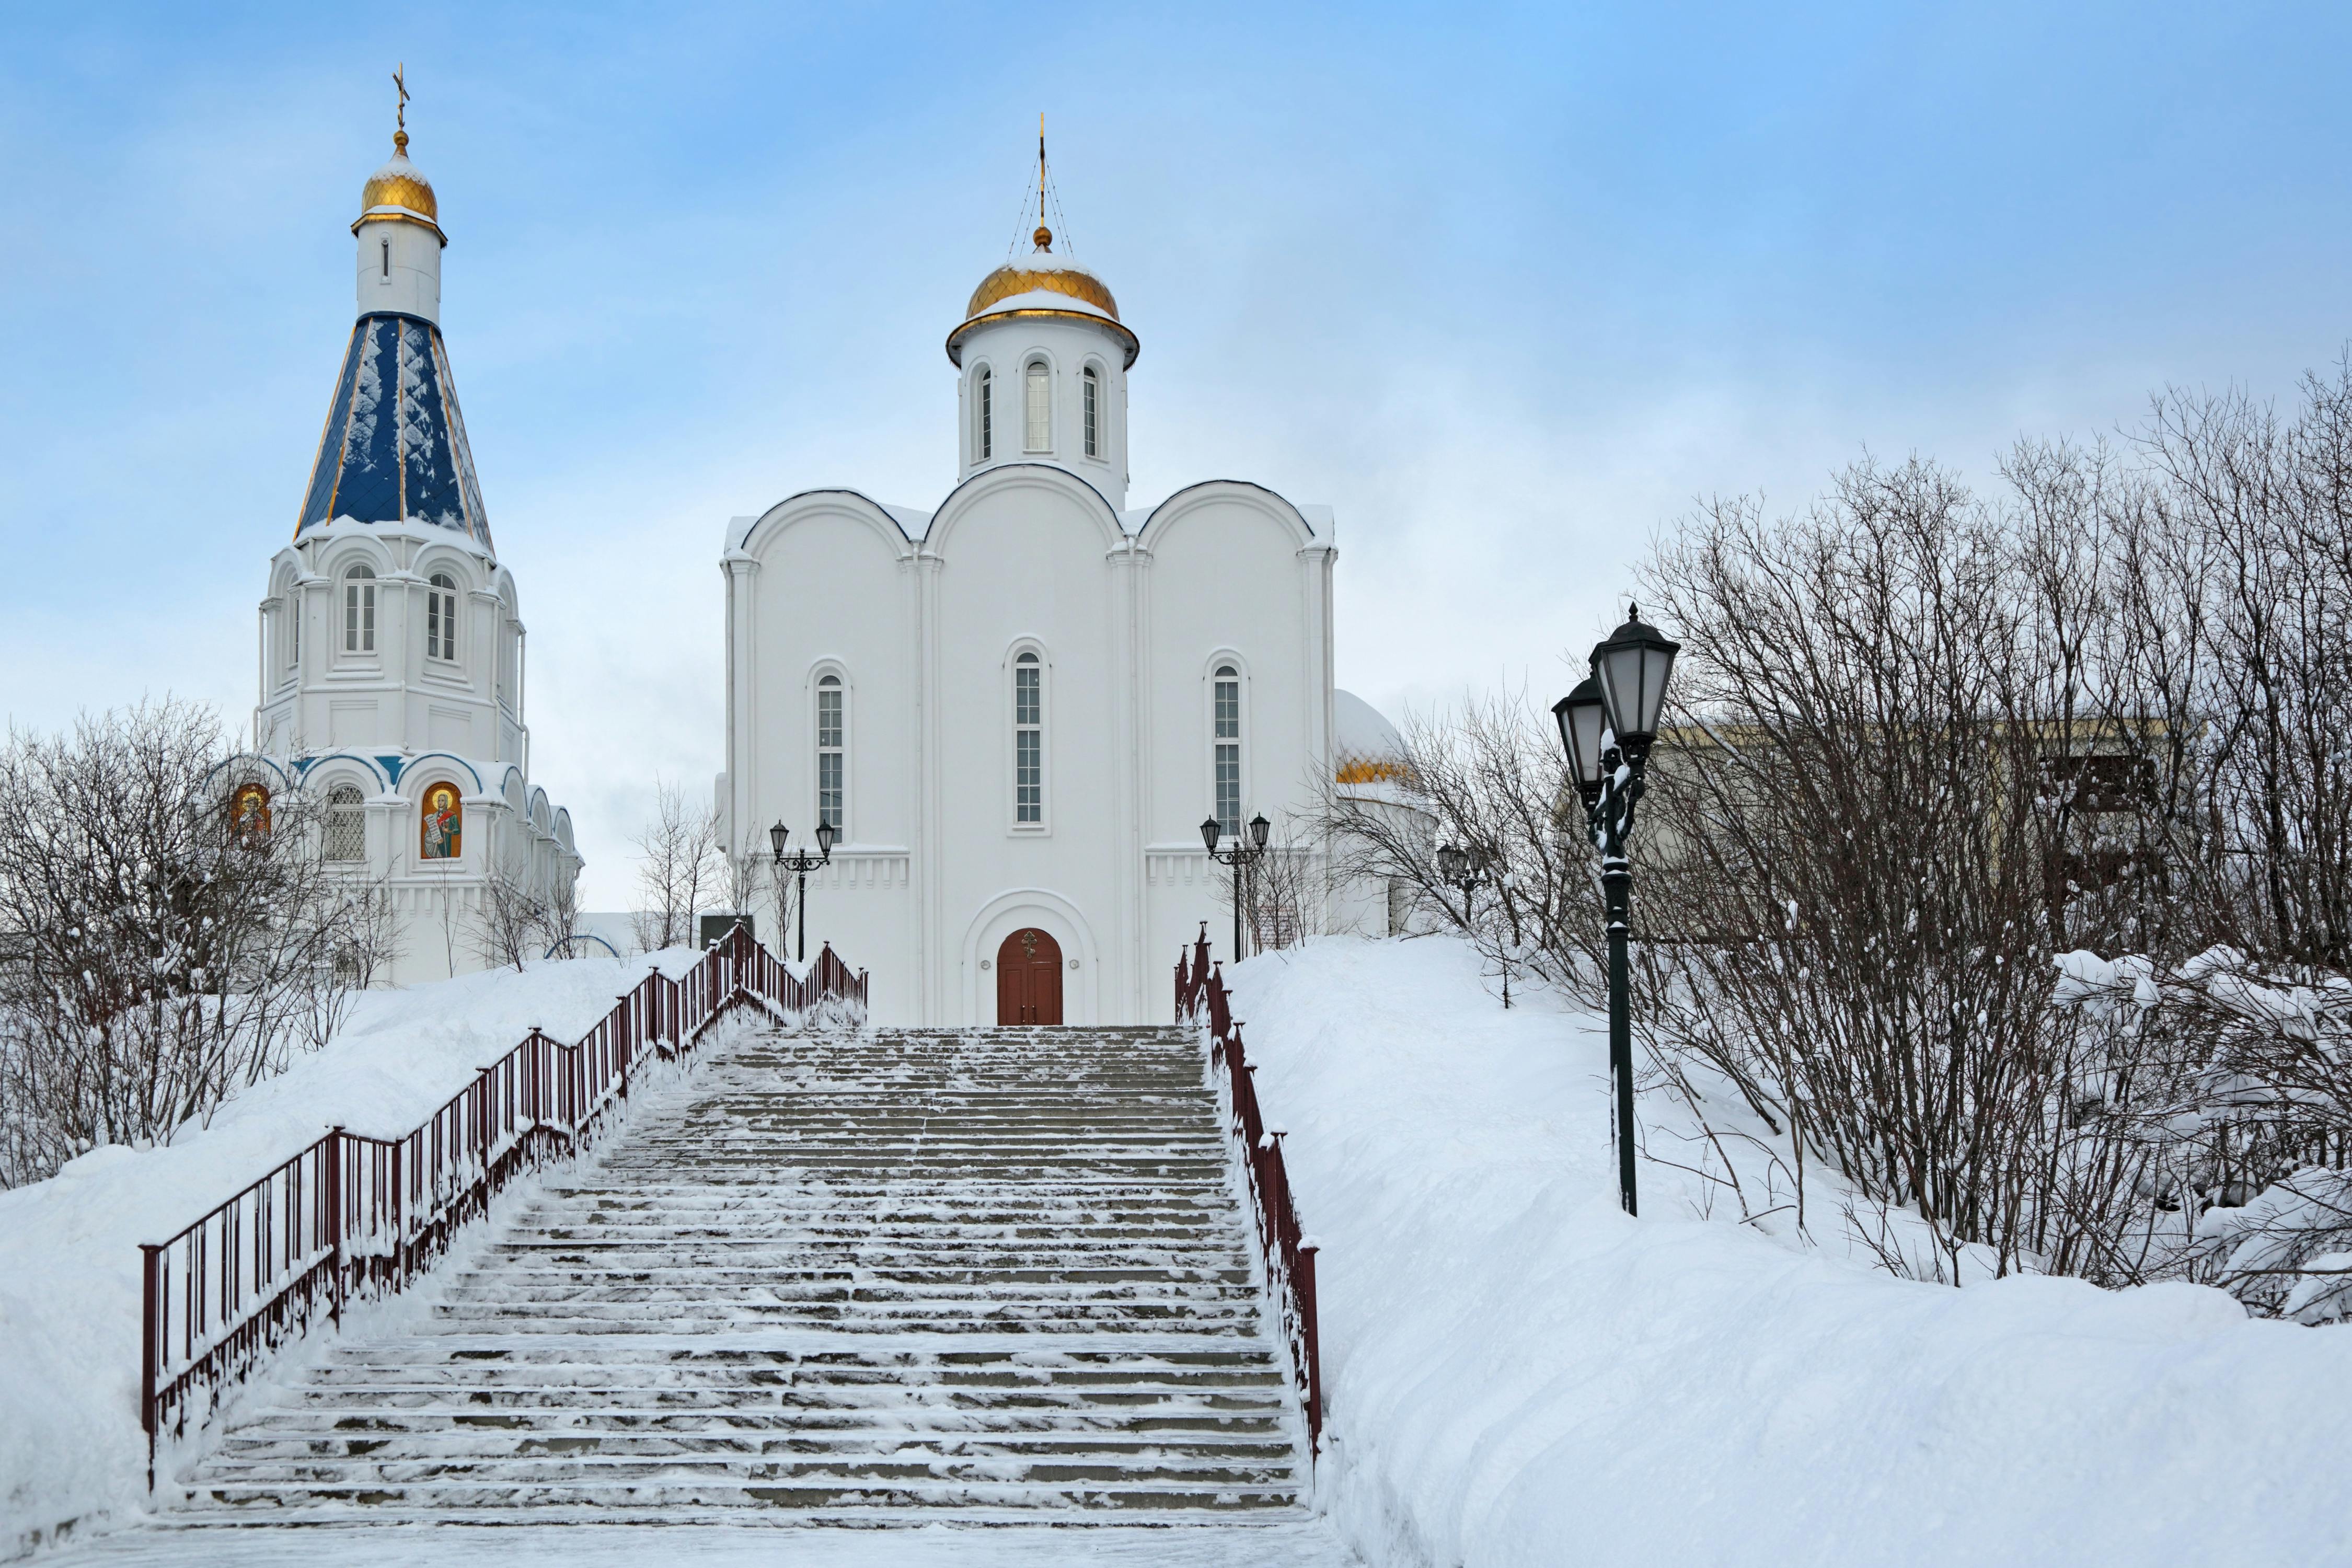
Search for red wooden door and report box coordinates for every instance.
[995,928,1064,1025]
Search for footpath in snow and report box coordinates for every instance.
[1228,935,2352,1567]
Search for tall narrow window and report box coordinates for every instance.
[325,785,366,862]
[426,572,458,662]
[1214,664,1241,837]
[286,593,299,666]
[1082,367,1099,457]
[976,367,993,460]
[816,674,844,832]
[380,239,390,280]
[1024,361,1051,452]
[1014,652,1043,824]
[343,566,376,653]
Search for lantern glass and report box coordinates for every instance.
[768,821,788,859]
[1250,812,1272,851]
[1590,605,1680,747]
[1436,845,1467,882]
[1200,816,1222,854]
[814,819,837,857]
[1553,677,1608,787]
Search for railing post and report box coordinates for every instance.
[140,1242,160,1487]
[1297,1241,1323,1448]
[323,1127,344,1329]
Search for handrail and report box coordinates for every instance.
[136,925,868,1483]
[1175,924,1323,1452]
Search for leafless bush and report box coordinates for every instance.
[630,780,721,953]
[0,700,362,1188]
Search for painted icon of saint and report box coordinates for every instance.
[420,783,463,860]
[229,782,271,842]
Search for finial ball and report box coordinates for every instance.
[1033,225,1053,252]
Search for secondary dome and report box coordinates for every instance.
[354,131,444,239]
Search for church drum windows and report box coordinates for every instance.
[1214,664,1242,837]
[817,673,844,833]
[976,366,993,460]
[343,566,376,654]
[1024,361,1051,452]
[1082,366,1099,458]
[426,572,458,663]
[1014,651,1043,826]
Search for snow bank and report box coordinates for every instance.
[1228,936,2352,1568]
[0,951,707,1556]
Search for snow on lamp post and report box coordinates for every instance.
[1552,606,1679,1218]
[769,818,837,965]
[1201,811,1272,965]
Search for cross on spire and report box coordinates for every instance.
[393,63,410,155]
[1033,113,1052,252]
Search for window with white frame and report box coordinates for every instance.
[325,785,366,861]
[1014,651,1043,824]
[286,592,300,667]
[343,566,376,653]
[1024,361,1051,452]
[426,572,458,662]
[1082,366,1100,457]
[816,674,844,832]
[976,366,993,460]
[1214,664,1241,837]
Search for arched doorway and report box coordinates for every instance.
[996,927,1064,1025]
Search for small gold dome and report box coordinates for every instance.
[964,260,1120,322]
[359,131,438,222]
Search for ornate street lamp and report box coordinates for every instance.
[1552,606,1679,1217]
[1201,811,1272,964]
[769,818,838,964]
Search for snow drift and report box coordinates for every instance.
[1229,935,2352,1567]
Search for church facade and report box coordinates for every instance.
[721,220,1344,1025]
[237,116,583,986]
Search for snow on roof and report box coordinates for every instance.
[1334,689,1405,764]
[972,287,1118,324]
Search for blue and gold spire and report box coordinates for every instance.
[295,75,490,550]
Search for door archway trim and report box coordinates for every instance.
[959,887,1099,1026]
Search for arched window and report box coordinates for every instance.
[379,239,390,280]
[343,566,376,653]
[975,367,993,460]
[1024,361,1051,452]
[1214,664,1242,837]
[286,591,300,667]
[816,674,844,832]
[325,785,366,861]
[1082,366,1100,458]
[1014,651,1043,825]
[426,572,458,662]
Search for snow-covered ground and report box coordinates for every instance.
[1229,935,2352,1567]
[13,935,2352,1565]
[0,951,710,1557]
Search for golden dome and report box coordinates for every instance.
[965,259,1120,322]
[354,131,444,239]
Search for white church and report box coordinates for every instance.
[720,157,1405,1027]
[229,114,1410,1008]
[233,112,584,986]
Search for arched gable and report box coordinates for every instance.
[921,462,1125,559]
[1136,479,1320,555]
[733,489,923,561]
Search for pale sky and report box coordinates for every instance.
[5,3,2347,905]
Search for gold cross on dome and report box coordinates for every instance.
[393,63,409,136]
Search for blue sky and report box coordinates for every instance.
[5,3,2346,904]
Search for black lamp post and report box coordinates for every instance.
[1435,843,1489,924]
[768,818,837,964]
[1551,605,1679,1217]
[1201,811,1272,963]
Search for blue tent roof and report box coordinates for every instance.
[295,313,492,551]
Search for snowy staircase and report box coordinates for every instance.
[171,1024,1312,1526]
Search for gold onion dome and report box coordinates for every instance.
[953,228,1137,368]
[354,129,445,240]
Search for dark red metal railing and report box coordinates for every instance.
[1175,924,1323,1451]
[137,926,867,1481]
